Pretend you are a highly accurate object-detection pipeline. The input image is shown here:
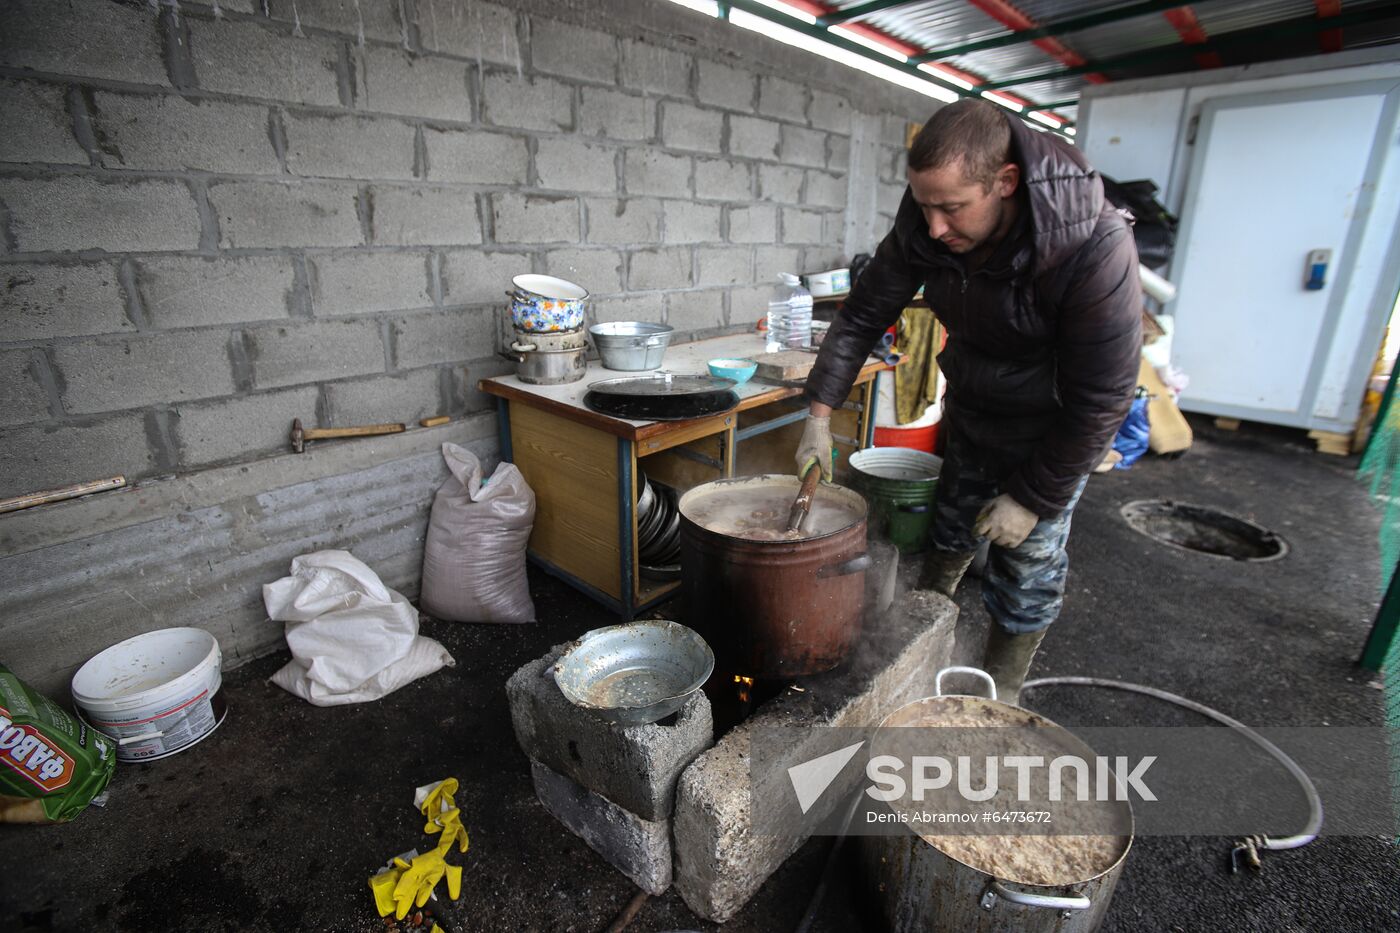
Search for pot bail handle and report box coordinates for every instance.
[980,880,1091,912]
[934,666,997,701]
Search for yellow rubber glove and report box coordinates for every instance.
[974,494,1039,548]
[391,850,447,919]
[795,415,834,482]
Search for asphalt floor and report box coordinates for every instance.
[3,414,1397,932]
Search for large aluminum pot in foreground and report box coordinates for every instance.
[678,474,869,678]
[861,667,1134,933]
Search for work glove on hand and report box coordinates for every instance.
[795,415,834,482]
[974,494,1039,549]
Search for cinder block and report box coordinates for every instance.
[0,177,199,253]
[694,159,752,202]
[754,246,803,283]
[727,205,777,244]
[621,39,692,98]
[662,201,721,244]
[757,76,806,122]
[672,591,959,922]
[1,262,130,340]
[211,181,363,248]
[804,245,844,272]
[0,0,167,87]
[0,348,51,427]
[266,0,402,43]
[728,285,769,325]
[480,72,572,132]
[781,124,827,169]
[0,414,156,500]
[353,46,471,123]
[880,145,906,184]
[368,186,482,246]
[0,79,86,165]
[727,115,780,161]
[579,88,654,141]
[310,252,432,315]
[530,19,617,84]
[625,149,691,198]
[877,181,906,217]
[414,0,519,64]
[882,112,912,147]
[696,59,754,112]
[666,290,725,334]
[423,127,528,185]
[323,368,443,426]
[137,256,295,328]
[545,248,623,296]
[174,385,319,467]
[757,164,804,204]
[828,134,851,172]
[242,318,386,389]
[53,331,237,413]
[628,248,692,291]
[535,138,617,195]
[694,247,750,288]
[531,760,672,896]
[821,213,845,246]
[804,170,847,209]
[188,18,342,107]
[440,249,528,304]
[87,92,278,175]
[660,102,723,154]
[809,90,852,134]
[781,207,825,245]
[591,295,661,325]
[284,113,416,180]
[584,198,661,245]
[491,194,579,244]
[508,644,713,821]
[392,308,496,368]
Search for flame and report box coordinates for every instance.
[734,674,754,704]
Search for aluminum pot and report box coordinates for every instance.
[510,326,587,353]
[503,344,587,385]
[860,667,1134,933]
[678,474,868,677]
[589,321,673,371]
[509,274,588,333]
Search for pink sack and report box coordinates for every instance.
[420,444,537,623]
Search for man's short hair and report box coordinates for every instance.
[907,99,1011,191]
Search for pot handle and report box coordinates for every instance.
[499,350,524,364]
[896,503,931,514]
[816,553,871,578]
[980,880,1091,912]
[510,340,538,352]
[934,666,997,701]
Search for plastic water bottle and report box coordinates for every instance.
[766,273,813,353]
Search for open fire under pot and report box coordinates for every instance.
[678,474,870,692]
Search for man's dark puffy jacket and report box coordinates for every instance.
[805,116,1143,519]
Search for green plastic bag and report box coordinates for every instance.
[0,663,116,823]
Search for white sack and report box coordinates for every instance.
[264,550,453,706]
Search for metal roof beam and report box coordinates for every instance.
[909,0,1203,64]
[980,5,1399,91]
[817,1,921,28]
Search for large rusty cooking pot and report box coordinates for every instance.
[678,474,869,678]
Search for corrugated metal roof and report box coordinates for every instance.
[796,0,1400,125]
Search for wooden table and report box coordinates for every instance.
[480,333,892,619]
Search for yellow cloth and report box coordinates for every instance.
[895,307,941,425]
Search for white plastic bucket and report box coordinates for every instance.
[71,627,227,763]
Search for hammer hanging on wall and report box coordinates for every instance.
[290,418,405,453]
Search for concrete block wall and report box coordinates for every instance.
[0,0,935,693]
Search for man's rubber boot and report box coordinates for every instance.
[919,548,977,598]
[981,625,1047,707]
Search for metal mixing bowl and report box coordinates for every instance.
[553,620,714,725]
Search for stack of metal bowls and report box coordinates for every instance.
[636,472,681,579]
[506,274,589,385]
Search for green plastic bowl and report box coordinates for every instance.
[707,357,758,385]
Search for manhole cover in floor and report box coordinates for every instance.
[1120,500,1288,562]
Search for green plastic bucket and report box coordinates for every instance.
[848,448,942,554]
